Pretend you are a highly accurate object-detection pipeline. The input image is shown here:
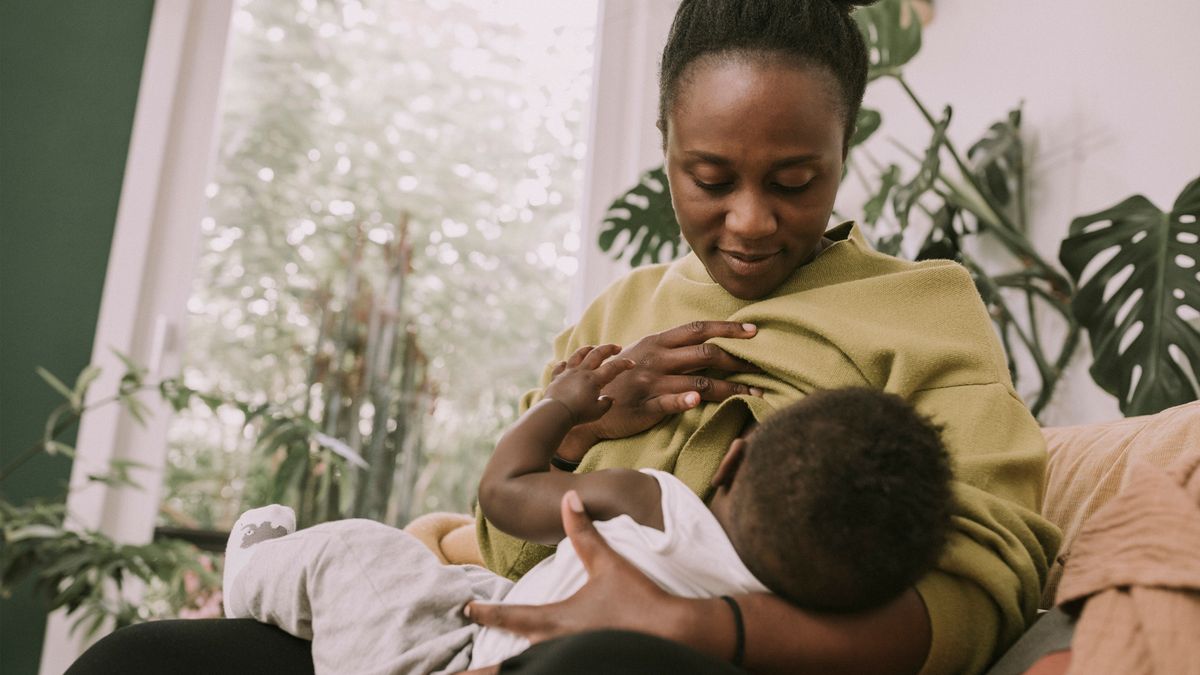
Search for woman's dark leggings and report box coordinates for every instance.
[65,620,744,674]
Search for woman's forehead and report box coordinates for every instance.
[668,58,845,159]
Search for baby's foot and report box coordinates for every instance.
[222,504,295,617]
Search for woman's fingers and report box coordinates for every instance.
[465,491,675,647]
[559,489,612,575]
[464,599,546,636]
[653,342,762,376]
[645,391,702,414]
[653,373,762,402]
[656,320,757,348]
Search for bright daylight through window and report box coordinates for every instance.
[159,0,597,574]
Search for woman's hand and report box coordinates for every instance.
[464,490,687,645]
[576,321,762,443]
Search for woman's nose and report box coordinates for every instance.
[724,190,777,239]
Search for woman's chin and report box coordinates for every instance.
[712,272,777,300]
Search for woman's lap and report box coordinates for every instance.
[66,621,742,674]
[65,619,315,675]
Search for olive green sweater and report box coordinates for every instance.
[476,223,1061,675]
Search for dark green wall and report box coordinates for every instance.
[1,2,155,671]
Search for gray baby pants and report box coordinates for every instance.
[225,518,513,675]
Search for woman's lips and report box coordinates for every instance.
[718,249,780,276]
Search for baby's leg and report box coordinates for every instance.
[222,508,511,675]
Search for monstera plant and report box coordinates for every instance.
[596,0,1200,418]
[1059,180,1200,415]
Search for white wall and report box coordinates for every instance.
[580,0,1200,425]
[573,0,678,319]
[843,0,1200,425]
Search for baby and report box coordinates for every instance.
[222,344,952,674]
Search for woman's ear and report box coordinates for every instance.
[711,438,748,489]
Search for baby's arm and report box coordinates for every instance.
[477,345,662,545]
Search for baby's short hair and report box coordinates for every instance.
[731,387,953,612]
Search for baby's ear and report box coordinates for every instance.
[711,438,748,488]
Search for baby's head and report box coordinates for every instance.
[711,387,953,613]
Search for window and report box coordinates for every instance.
[161,0,598,534]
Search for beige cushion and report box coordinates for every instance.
[403,512,483,566]
[1039,400,1200,606]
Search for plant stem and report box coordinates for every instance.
[897,74,1075,296]
[0,386,159,482]
[0,407,80,482]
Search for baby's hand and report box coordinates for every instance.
[543,344,636,426]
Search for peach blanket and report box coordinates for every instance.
[1055,451,1200,675]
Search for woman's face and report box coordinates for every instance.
[665,58,845,300]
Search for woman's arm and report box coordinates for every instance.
[466,493,930,675]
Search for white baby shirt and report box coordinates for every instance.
[469,469,769,668]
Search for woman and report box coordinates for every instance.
[68,1,1057,673]
[468,1,1058,673]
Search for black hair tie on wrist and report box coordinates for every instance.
[720,595,745,667]
[550,454,581,472]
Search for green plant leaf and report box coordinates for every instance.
[1058,177,1200,416]
[863,164,901,226]
[4,525,63,542]
[111,349,147,382]
[597,166,685,267]
[37,367,80,410]
[967,106,1025,230]
[854,0,923,82]
[119,393,149,425]
[892,106,951,230]
[158,379,194,412]
[850,107,882,149]
[916,203,963,262]
[73,365,102,400]
[45,441,76,459]
[272,445,310,503]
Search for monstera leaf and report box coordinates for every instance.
[853,0,922,82]
[850,107,882,149]
[966,107,1025,230]
[597,166,685,266]
[1058,177,1200,416]
[891,106,950,229]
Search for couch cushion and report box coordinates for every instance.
[1040,400,1200,606]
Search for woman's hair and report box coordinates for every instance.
[731,386,953,612]
[658,0,878,145]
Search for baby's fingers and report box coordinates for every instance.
[565,345,594,368]
[580,343,623,370]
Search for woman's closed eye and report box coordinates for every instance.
[693,178,734,193]
[771,180,811,194]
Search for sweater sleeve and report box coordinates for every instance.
[910,383,1061,675]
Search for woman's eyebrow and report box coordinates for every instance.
[770,154,821,169]
[683,150,821,168]
[684,150,733,166]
